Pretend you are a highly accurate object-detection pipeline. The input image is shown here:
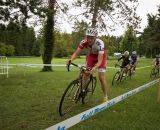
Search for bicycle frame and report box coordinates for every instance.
[67,63,92,102]
[112,64,132,85]
[115,64,129,75]
[59,63,97,116]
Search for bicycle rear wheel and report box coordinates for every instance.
[59,79,80,116]
[112,71,121,86]
[82,77,97,104]
[130,65,135,76]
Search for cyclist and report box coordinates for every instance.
[153,54,160,73]
[116,51,130,76]
[130,51,138,72]
[66,27,108,102]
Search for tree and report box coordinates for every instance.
[111,36,123,52]
[120,26,138,53]
[0,21,38,56]
[72,0,141,31]
[5,45,15,56]
[140,7,160,57]
[31,40,41,56]
[0,0,46,24]
[0,43,15,56]
[38,0,69,71]
[137,35,145,57]
[71,20,88,55]
[53,32,72,58]
[0,43,6,56]
[42,0,55,71]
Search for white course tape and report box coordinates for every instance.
[136,66,151,70]
[45,79,159,130]
[2,64,152,70]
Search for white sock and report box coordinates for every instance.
[104,95,108,99]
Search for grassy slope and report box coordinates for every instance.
[0,57,160,130]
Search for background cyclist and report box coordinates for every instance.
[130,51,138,72]
[116,51,130,76]
[66,27,108,102]
[153,54,160,73]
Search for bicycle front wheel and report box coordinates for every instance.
[112,71,120,86]
[59,79,80,116]
[120,69,127,82]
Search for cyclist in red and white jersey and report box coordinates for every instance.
[66,28,108,102]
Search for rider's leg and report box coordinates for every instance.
[85,54,94,87]
[126,64,131,75]
[98,69,108,102]
[122,67,127,77]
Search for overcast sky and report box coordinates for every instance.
[34,0,160,36]
[64,0,160,36]
[136,0,160,32]
[110,0,160,36]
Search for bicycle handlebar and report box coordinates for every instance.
[67,62,87,72]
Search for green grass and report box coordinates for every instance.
[0,57,160,130]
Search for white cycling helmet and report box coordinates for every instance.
[132,51,137,55]
[124,51,129,55]
[86,28,98,37]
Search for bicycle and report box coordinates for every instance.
[59,62,97,116]
[130,64,136,75]
[150,65,159,78]
[112,64,132,86]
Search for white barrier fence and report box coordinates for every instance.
[0,56,8,78]
[45,79,159,130]
[2,63,151,69]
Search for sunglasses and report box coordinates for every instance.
[87,36,95,40]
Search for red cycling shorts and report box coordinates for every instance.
[86,52,106,69]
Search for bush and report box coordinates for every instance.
[6,45,15,56]
[54,40,68,58]
[0,43,15,56]
[0,43,6,56]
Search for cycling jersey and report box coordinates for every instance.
[118,55,130,68]
[79,37,105,54]
[78,37,106,69]
[131,54,137,65]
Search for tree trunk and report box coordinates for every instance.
[42,0,55,71]
[91,1,99,28]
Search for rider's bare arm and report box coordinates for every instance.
[66,47,82,65]
[70,47,82,61]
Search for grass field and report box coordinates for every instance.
[0,57,160,130]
